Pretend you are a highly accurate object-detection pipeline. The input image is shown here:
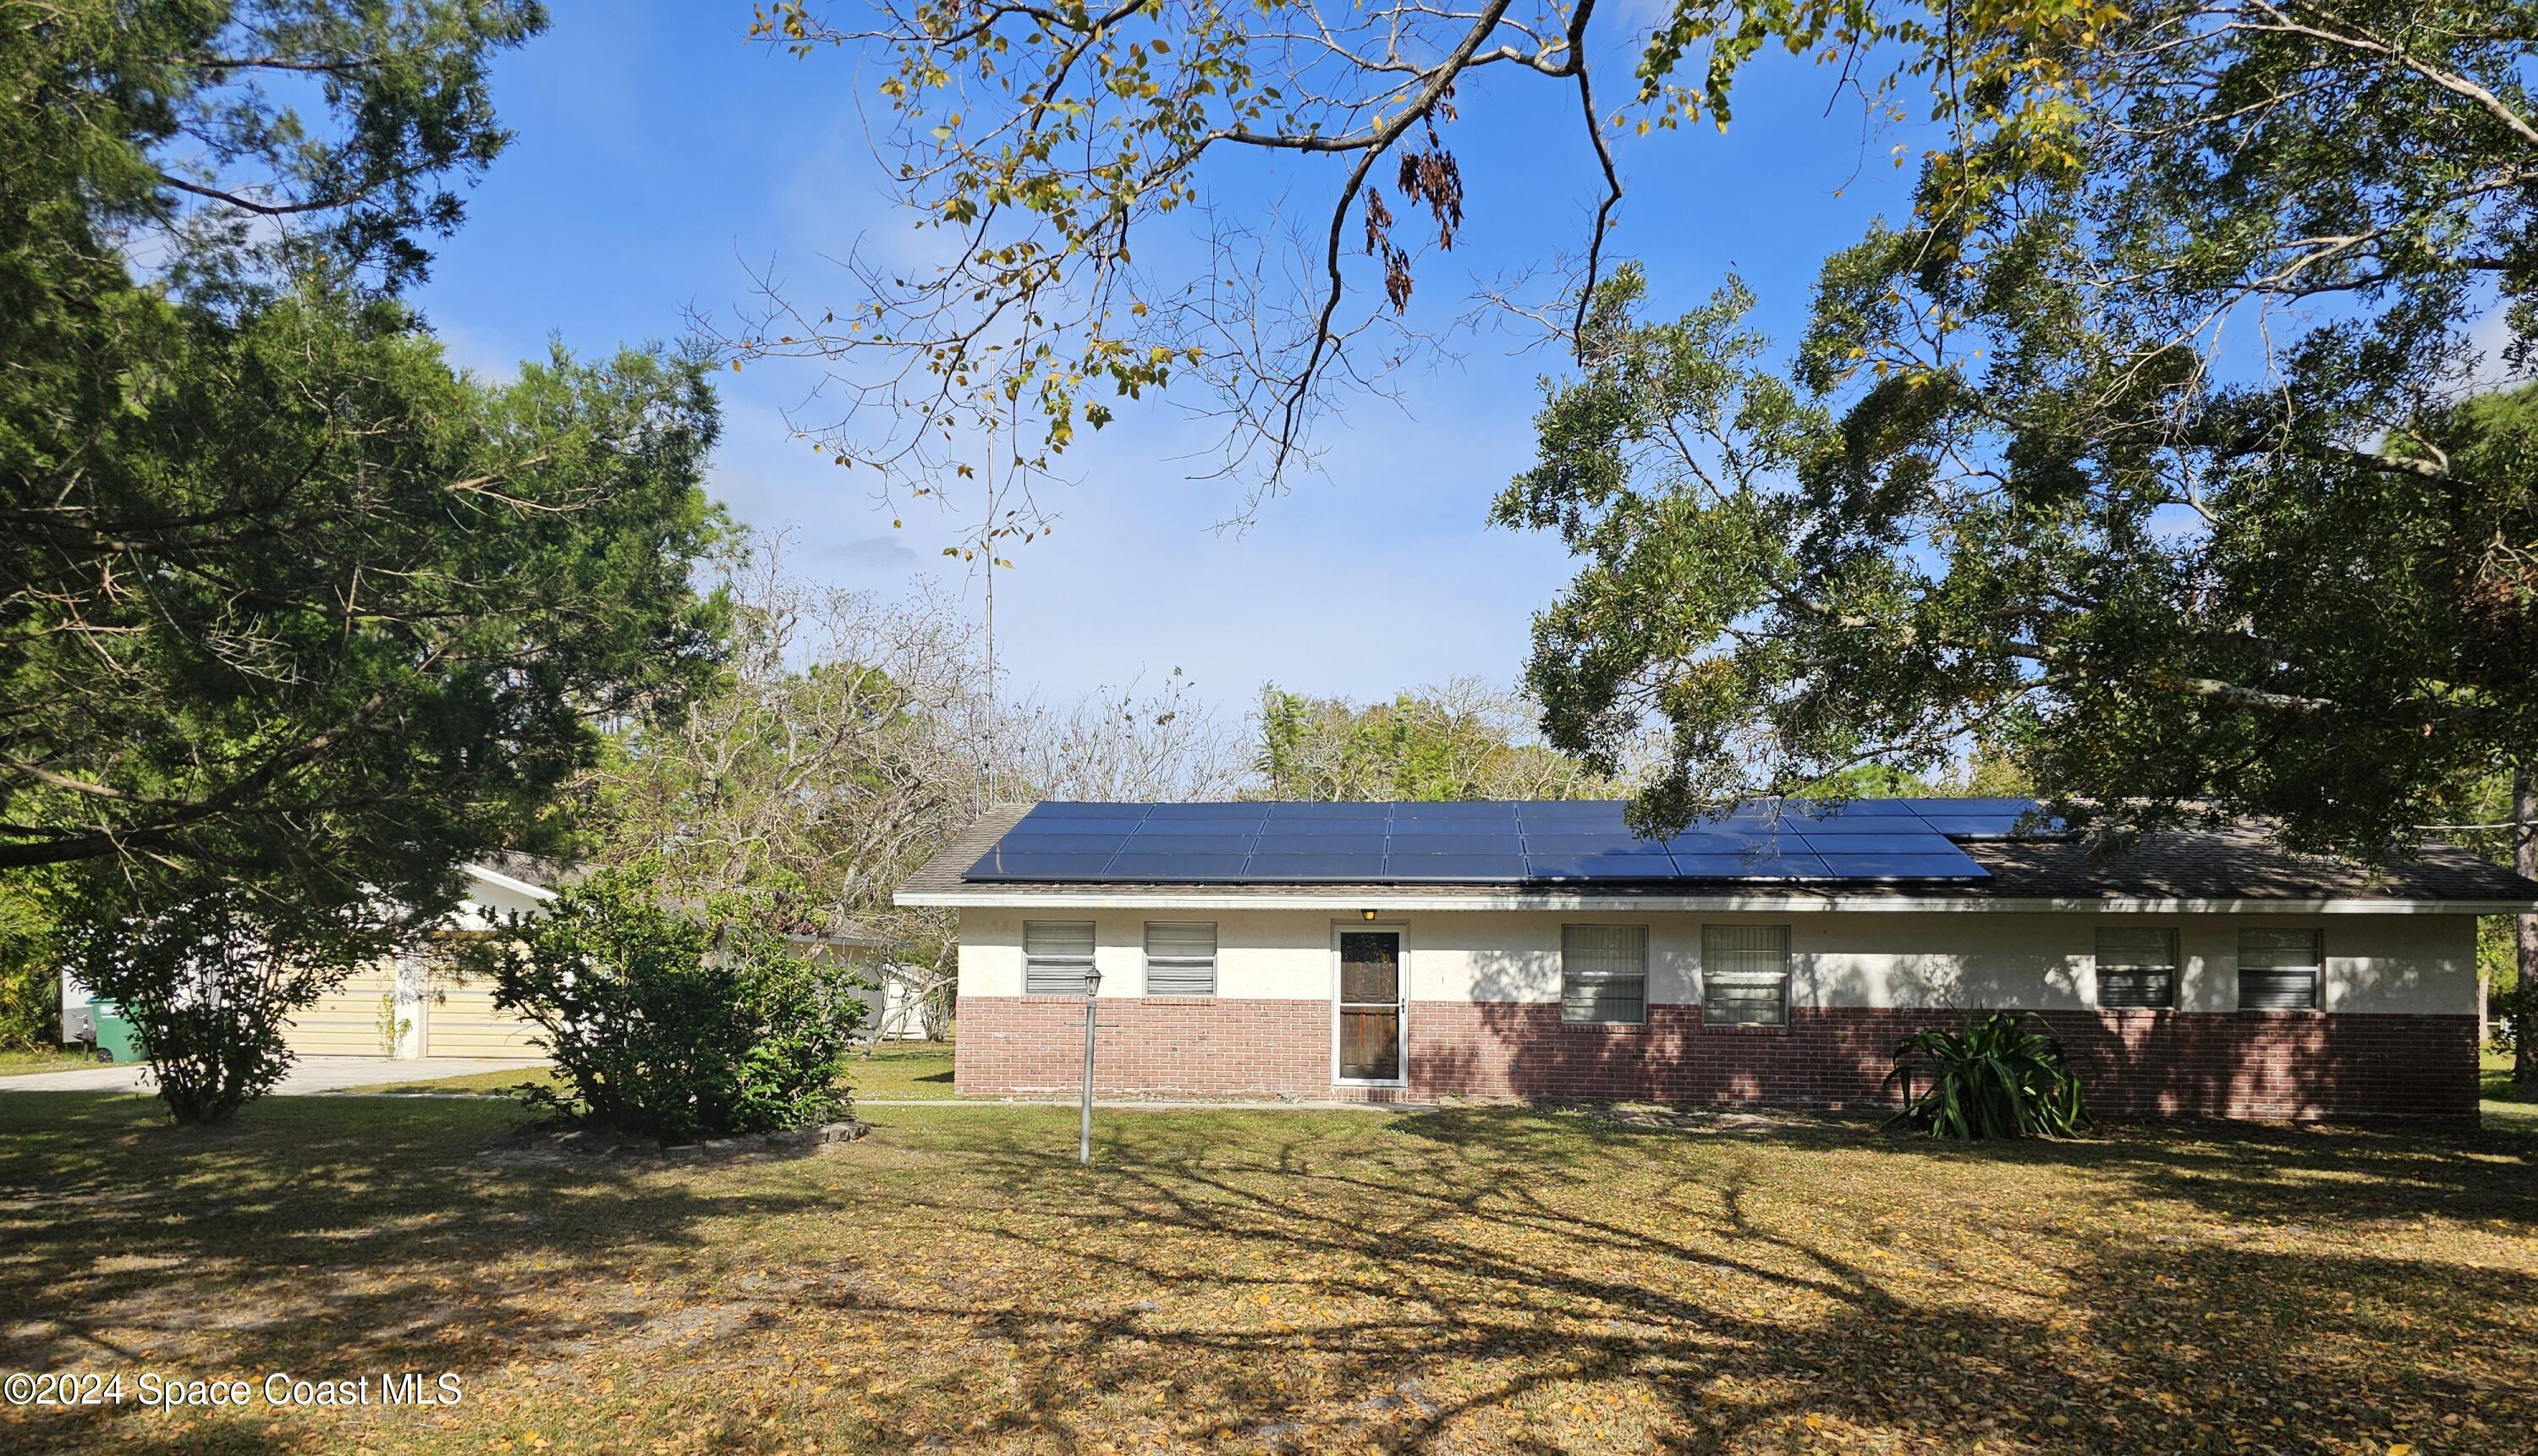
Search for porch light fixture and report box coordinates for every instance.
[1361,908,1378,921]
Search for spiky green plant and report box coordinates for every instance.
[1885,1011,2085,1140]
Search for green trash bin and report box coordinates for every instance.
[91,1001,143,1063]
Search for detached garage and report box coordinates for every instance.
[408,862,554,1058]
[60,860,558,1063]
[901,798,2538,1119]
[282,860,556,1061]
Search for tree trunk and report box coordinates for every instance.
[2517,765,2537,1093]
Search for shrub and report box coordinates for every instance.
[64,885,398,1124]
[481,866,867,1143]
[1885,1010,2085,1140]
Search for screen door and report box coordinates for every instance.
[1338,930,1404,1082]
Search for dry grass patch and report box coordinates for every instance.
[0,1093,2532,1453]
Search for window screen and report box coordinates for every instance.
[1144,922,1217,997]
[2096,926,2178,1009]
[2239,927,2323,1010]
[1562,925,1648,1025]
[1023,920,1096,995]
[1702,925,1791,1026]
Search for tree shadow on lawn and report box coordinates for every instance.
[0,1091,849,1453]
[1406,1102,2538,1228]
[853,1107,2538,1452]
[2,1093,2533,1453]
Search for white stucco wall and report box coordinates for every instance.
[957,906,2479,1014]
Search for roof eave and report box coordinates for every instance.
[897,887,2536,915]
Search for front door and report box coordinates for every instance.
[1337,930,1404,1084]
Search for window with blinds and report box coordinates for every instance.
[1561,925,1647,1025]
[1022,920,1096,996]
[2239,927,2324,1010]
[1144,922,1218,997]
[1702,925,1791,1026]
[2095,926,2178,1009]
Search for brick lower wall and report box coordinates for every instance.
[956,996,2479,1118]
[955,997,1336,1100]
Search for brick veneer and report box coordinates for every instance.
[956,996,2479,1118]
[956,996,1337,1101]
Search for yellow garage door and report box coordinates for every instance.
[424,976,542,1058]
[287,961,404,1057]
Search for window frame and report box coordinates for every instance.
[2238,926,2325,1012]
[1701,924,1793,1028]
[1142,921,1219,997]
[1559,924,1650,1026]
[2094,926,2179,1010]
[1021,920,1098,997]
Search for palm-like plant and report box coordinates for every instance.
[1885,1011,2085,1140]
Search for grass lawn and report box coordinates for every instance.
[2484,1049,2537,1134]
[332,1041,958,1101]
[0,1046,95,1077]
[1,1095,2533,1453]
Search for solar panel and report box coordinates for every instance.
[1793,798,1920,818]
[1382,854,1530,880]
[1145,803,1266,821]
[1393,803,1518,821]
[1117,833,1257,854]
[1813,851,1986,879]
[1525,854,1679,879]
[1667,852,1833,879]
[1386,835,1524,854]
[1243,852,1387,879]
[1254,832,1383,854]
[993,837,1135,859]
[995,827,1137,852]
[1522,834,1672,854]
[1129,818,1267,836]
[1795,832,1960,855]
[962,799,2003,883]
[1102,853,1255,880]
[1788,818,1941,837]
[1662,830,1782,854]
[967,850,1118,880]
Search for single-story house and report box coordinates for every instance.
[898,798,2538,1119]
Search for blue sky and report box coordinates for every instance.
[411,3,1927,716]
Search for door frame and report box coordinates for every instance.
[1330,920,1410,1089]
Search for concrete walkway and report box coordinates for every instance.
[0,1055,547,1095]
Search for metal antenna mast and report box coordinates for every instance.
[979,409,1002,810]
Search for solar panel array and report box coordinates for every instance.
[963,798,2061,884]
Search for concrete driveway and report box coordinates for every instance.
[0,1055,547,1095]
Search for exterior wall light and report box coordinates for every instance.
[1361,909,1378,921]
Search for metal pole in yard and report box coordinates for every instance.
[1079,966,1103,1166]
